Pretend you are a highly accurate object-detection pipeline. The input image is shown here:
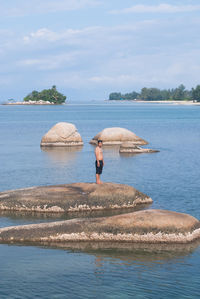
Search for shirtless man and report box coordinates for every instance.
[95,140,104,184]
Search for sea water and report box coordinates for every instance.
[0,102,200,298]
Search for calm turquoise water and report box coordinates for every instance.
[0,102,200,298]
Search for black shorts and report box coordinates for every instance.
[95,160,103,174]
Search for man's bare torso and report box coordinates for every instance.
[95,146,103,161]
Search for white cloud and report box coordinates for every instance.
[22,20,158,49]
[18,51,87,70]
[110,4,200,14]
[43,48,200,91]
[23,26,102,44]
[1,15,200,100]
[88,74,140,85]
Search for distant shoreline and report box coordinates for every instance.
[108,100,200,105]
[1,100,200,106]
[2,101,65,106]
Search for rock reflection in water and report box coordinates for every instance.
[39,240,200,264]
[41,146,83,166]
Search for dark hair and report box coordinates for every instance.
[98,140,103,144]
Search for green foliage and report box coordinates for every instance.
[172,84,185,100]
[192,85,200,102]
[122,91,139,100]
[109,93,122,100]
[23,86,66,104]
[140,87,163,101]
[109,84,194,101]
[170,84,191,101]
[109,91,138,101]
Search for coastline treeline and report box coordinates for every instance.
[109,84,200,102]
[24,86,66,104]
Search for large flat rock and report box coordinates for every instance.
[0,210,199,245]
[0,183,152,213]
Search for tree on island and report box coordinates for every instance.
[109,91,139,101]
[109,92,122,101]
[192,85,200,102]
[109,84,194,101]
[23,86,66,104]
[140,87,164,101]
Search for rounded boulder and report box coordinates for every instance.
[40,122,83,147]
[90,127,148,145]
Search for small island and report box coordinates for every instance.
[6,86,66,105]
[109,84,200,102]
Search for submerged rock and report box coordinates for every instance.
[0,210,199,245]
[119,143,159,154]
[40,122,83,147]
[0,183,152,213]
[90,127,148,145]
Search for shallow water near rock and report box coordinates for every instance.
[0,102,200,298]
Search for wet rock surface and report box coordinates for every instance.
[0,183,152,213]
[119,143,159,154]
[0,209,199,244]
[90,127,148,145]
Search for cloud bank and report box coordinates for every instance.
[0,0,200,101]
[110,4,200,15]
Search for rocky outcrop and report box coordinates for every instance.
[0,210,199,245]
[40,122,83,147]
[119,143,159,154]
[90,127,148,145]
[0,183,152,213]
[5,101,54,105]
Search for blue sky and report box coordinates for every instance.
[0,0,200,102]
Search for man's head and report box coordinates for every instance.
[98,140,103,147]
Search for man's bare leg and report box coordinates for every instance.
[96,174,100,184]
[97,175,104,184]
[96,174,103,184]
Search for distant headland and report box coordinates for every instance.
[109,84,200,103]
[4,85,66,105]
